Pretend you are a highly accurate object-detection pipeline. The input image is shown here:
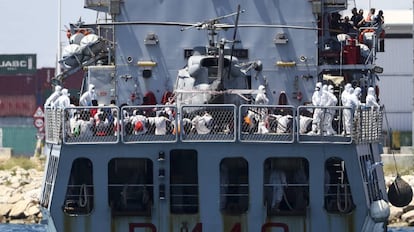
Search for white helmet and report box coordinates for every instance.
[258,85,266,91]
[315,82,322,90]
[55,85,62,92]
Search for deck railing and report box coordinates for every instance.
[121,105,178,143]
[44,104,383,145]
[238,105,295,143]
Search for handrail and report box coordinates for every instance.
[44,104,383,144]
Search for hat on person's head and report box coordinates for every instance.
[258,85,266,92]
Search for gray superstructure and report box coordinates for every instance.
[39,0,398,231]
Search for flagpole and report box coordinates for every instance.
[412,0,414,148]
[56,0,62,76]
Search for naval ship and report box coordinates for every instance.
[39,0,411,231]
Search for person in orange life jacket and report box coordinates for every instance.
[359,8,375,27]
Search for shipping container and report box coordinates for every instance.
[1,126,37,156]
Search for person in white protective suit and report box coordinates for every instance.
[53,88,72,138]
[191,112,213,134]
[309,82,323,135]
[365,87,381,138]
[255,85,269,134]
[342,87,357,135]
[352,87,362,107]
[319,85,329,134]
[45,85,62,107]
[53,88,71,109]
[147,111,171,135]
[79,84,97,106]
[255,85,269,105]
[275,114,293,134]
[365,87,380,109]
[341,83,352,106]
[269,161,287,211]
[340,83,351,135]
[323,85,338,135]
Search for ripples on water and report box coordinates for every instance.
[0,224,46,232]
[1,224,414,231]
[389,228,414,232]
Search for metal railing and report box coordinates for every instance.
[353,106,383,144]
[40,154,59,208]
[45,107,63,144]
[180,104,236,142]
[297,105,353,144]
[121,105,178,143]
[62,106,120,144]
[44,104,383,144]
[239,105,295,143]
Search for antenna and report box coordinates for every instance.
[56,0,62,77]
[227,4,241,80]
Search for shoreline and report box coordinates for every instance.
[0,157,44,224]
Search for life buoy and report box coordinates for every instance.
[358,29,374,44]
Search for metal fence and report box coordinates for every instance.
[44,104,383,145]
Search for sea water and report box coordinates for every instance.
[0,224,413,231]
[389,228,414,232]
[0,224,46,232]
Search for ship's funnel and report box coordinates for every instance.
[387,175,413,207]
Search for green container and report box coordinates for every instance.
[400,131,413,147]
[1,127,37,156]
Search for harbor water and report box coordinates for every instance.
[0,224,413,231]
[0,224,46,232]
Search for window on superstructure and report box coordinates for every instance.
[263,158,309,215]
[170,150,199,214]
[63,158,94,215]
[108,158,153,216]
[324,157,355,213]
[220,158,249,214]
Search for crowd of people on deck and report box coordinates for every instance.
[44,77,380,139]
[44,85,220,138]
[330,7,385,37]
[309,81,380,136]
